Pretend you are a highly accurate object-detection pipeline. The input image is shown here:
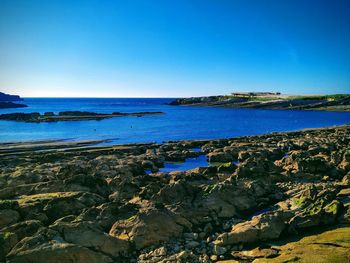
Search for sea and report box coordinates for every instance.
[0,98,350,145]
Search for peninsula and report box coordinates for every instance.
[0,111,164,122]
[169,93,350,111]
[0,92,27,109]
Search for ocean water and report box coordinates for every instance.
[0,98,349,144]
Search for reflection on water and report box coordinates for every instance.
[159,155,208,173]
[146,151,242,174]
[146,154,209,174]
[1,98,350,144]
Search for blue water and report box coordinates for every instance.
[158,155,209,173]
[0,98,349,144]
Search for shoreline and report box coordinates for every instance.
[1,123,349,262]
[1,122,348,151]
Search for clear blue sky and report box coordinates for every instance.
[0,0,349,97]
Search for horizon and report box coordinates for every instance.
[1,0,350,97]
[12,90,350,99]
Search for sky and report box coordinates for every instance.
[0,0,349,97]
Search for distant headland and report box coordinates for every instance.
[0,92,27,109]
[168,92,350,111]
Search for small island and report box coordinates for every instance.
[0,110,164,122]
[0,92,28,109]
[169,92,350,111]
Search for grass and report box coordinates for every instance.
[288,94,350,101]
[0,232,13,240]
[17,192,79,205]
[0,200,18,210]
[294,197,307,207]
[324,200,340,215]
[254,227,350,263]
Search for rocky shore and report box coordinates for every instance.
[0,125,350,262]
[0,111,164,122]
[169,94,350,111]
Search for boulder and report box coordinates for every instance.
[109,209,184,249]
[208,152,234,163]
[215,211,287,245]
[289,188,342,231]
[0,220,43,246]
[234,156,281,179]
[0,209,20,228]
[17,192,105,223]
[51,221,129,257]
[7,239,113,263]
[154,180,196,204]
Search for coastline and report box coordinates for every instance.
[168,94,350,112]
[1,124,349,262]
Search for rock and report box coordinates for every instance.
[0,220,43,250]
[183,232,199,240]
[155,180,196,204]
[63,174,110,197]
[210,255,218,261]
[339,152,350,171]
[0,209,20,228]
[17,192,105,223]
[338,188,350,197]
[152,246,167,257]
[217,162,237,173]
[231,247,280,260]
[289,188,342,231]
[208,152,234,163]
[6,228,113,263]
[212,244,227,255]
[203,182,261,218]
[342,173,350,185]
[109,209,184,249]
[0,232,18,258]
[186,240,200,248]
[215,211,287,245]
[1,122,350,262]
[51,221,130,257]
[338,205,350,224]
[234,156,281,179]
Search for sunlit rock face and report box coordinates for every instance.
[0,124,349,262]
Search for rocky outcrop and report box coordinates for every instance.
[6,228,113,263]
[214,211,288,246]
[109,209,185,249]
[0,124,349,262]
[0,111,164,122]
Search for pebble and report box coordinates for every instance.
[184,232,199,240]
[210,255,218,261]
[212,244,227,255]
[186,241,200,248]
